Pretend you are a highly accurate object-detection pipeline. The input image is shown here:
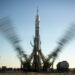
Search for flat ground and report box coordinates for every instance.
[0,72,75,75]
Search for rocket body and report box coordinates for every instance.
[35,9,40,50]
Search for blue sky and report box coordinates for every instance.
[0,0,75,68]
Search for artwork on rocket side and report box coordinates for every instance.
[0,9,75,72]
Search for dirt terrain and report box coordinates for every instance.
[0,72,75,75]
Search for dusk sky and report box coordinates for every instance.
[0,0,75,68]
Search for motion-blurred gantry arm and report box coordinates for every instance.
[47,24,75,64]
[0,17,27,62]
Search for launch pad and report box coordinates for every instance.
[0,9,75,72]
